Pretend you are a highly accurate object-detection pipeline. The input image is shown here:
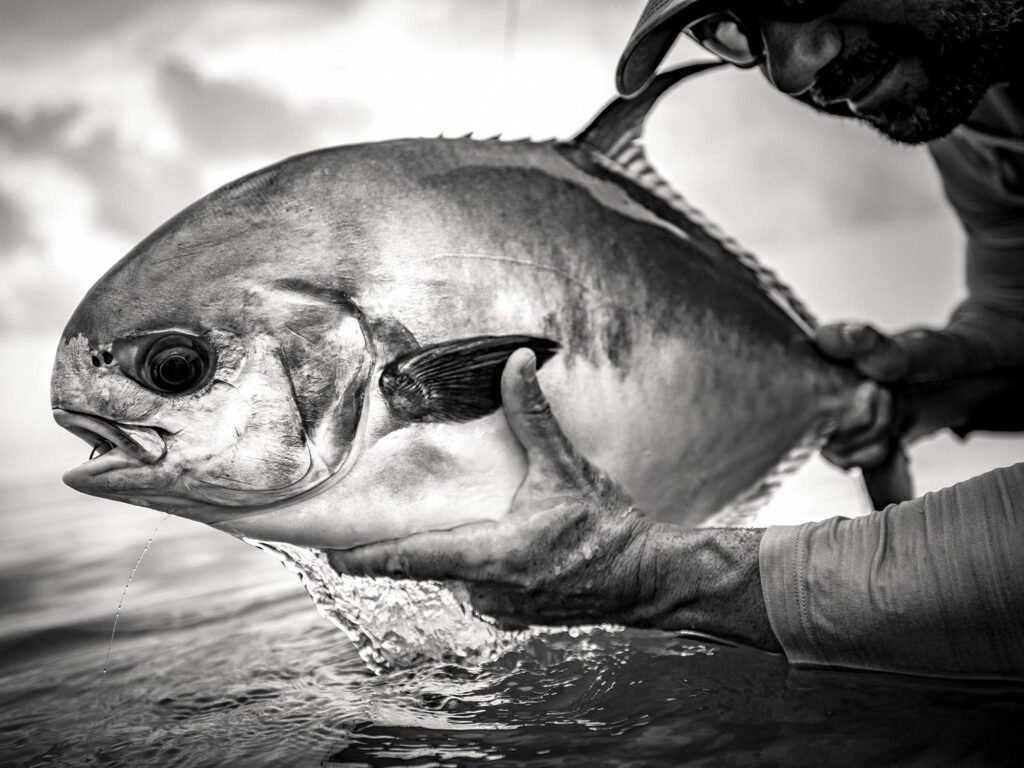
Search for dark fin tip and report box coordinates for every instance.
[380,335,560,423]
[572,60,725,159]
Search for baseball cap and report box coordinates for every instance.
[617,0,720,96]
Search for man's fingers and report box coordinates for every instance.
[823,441,891,471]
[816,323,882,361]
[830,385,893,449]
[327,523,498,581]
[834,381,880,432]
[501,348,580,472]
[815,323,910,382]
[824,383,895,470]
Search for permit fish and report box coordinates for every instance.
[50,63,904,552]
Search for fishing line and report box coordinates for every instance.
[86,513,170,751]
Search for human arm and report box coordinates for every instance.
[817,125,1024,470]
[762,462,1024,678]
[329,349,1024,678]
[814,303,1024,471]
[329,348,780,650]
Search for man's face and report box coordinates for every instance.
[756,0,1022,143]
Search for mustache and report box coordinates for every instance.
[807,41,899,106]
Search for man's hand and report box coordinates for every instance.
[815,323,908,471]
[328,348,779,649]
[816,314,1024,472]
[329,348,656,628]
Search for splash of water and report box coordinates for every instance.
[247,540,528,673]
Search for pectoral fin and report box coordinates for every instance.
[380,335,560,423]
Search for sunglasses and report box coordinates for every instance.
[684,0,848,67]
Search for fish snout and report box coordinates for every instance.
[53,408,168,491]
[50,334,120,410]
[53,409,166,463]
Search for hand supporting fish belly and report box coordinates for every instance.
[329,349,782,651]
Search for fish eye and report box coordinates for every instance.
[137,333,214,395]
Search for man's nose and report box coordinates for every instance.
[759,19,842,95]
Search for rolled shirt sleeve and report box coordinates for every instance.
[760,463,1024,678]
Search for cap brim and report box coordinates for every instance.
[616,0,711,97]
[617,24,684,97]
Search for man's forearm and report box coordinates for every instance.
[630,524,781,652]
[760,463,1024,678]
[888,300,1024,438]
[940,300,1024,434]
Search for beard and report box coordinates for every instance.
[805,0,1024,144]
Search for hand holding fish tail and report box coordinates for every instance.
[817,315,1024,472]
[816,322,940,472]
[329,349,782,650]
[814,323,904,470]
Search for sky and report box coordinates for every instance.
[0,0,1019,516]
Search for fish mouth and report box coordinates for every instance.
[53,408,168,490]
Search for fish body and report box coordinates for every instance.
[51,64,859,550]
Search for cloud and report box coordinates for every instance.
[0,103,204,241]
[0,0,166,49]
[0,0,363,57]
[0,190,33,257]
[63,126,203,239]
[0,104,79,152]
[157,58,369,160]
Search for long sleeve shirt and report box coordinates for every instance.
[760,82,1024,677]
[761,463,1024,678]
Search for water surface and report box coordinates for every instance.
[3,478,1023,767]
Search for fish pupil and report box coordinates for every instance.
[159,355,192,385]
[146,342,206,394]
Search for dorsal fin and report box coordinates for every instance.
[570,61,818,335]
[573,61,724,159]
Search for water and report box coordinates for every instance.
[4,480,1024,767]
[251,542,526,672]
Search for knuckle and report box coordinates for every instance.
[815,324,852,357]
[822,448,854,470]
[522,396,553,419]
[840,408,872,431]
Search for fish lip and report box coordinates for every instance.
[52,408,167,466]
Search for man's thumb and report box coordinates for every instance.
[500,348,577,470]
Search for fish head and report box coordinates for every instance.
[50,166,377,526]
[51,140,572,547]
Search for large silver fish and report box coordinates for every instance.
[50,64,888,552]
